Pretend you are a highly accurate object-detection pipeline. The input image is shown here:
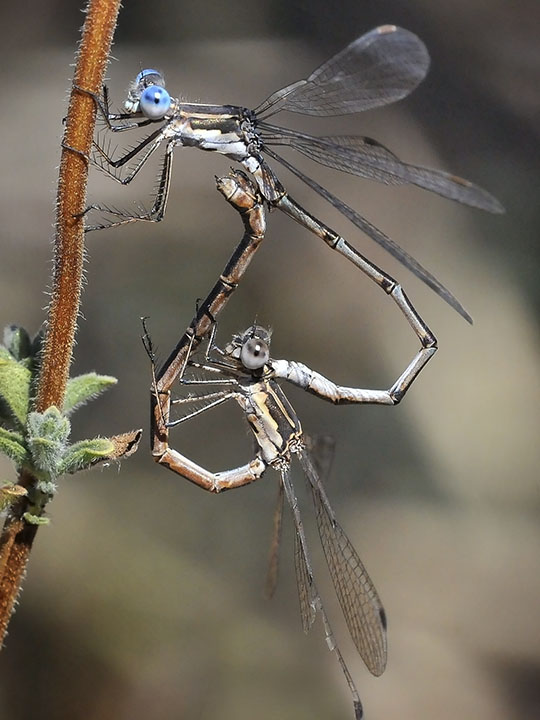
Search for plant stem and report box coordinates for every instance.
[0,0,121,647]
[40,0,121,411]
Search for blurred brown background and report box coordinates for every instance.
[1,1,539,719]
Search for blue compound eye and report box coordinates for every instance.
[139,85,171,119]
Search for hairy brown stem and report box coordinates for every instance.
[0,0,121,646]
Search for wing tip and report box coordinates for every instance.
[487,197,505,214]
[448,174,504,214]
[457,304,474,325]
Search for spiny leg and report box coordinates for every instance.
[168,390,238,428]
[91,126,165,181]
[86,136,174,231]
[142,314,185,436]
[72,83,154,132]
[91,124,165,174]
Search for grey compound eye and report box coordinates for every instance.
[240,337,269,370]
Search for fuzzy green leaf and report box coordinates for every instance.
[0,347,31,426]
[59,437,115,474]
[59,429,142,474]
[63,373,117,415]
[0,427,29,466]
[23,512,50,526]
[27,407,70,476]
[3,325,31,361]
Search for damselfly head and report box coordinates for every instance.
[125,69,171,119]
[225,325,272,371]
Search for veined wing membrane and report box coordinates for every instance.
[294,521,317,633]
[280,468,317,633]
[298,448,387,677]
[282,464,364,719]
[262,129,503,213]
[255,26,430,118]
[259,126,403,184]
[265,479,285,599]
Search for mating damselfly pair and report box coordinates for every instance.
[83,24,502,719]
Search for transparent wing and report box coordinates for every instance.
[294,522,317,633]
[265,478,285,599]
[298,446,387,677]
[314,487,388,676]
[281,464,363,719]
[305,434,336,482]
[260,128,503,213]
[280,468,316,632]
[254,26,430,118]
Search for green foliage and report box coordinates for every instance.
[0,428,29,466]
[0,347,31,427]
[22,513,50,526]
[27,407,71,478]
[0,324,140,522]
[64,373,117,415]
[3,325,32,362]
[59,437,115,474]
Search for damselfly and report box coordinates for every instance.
[143,322,390,719]
[89,24,502,323]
